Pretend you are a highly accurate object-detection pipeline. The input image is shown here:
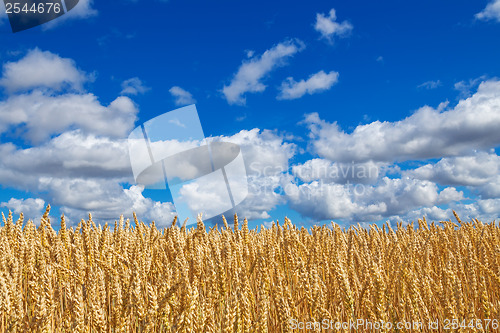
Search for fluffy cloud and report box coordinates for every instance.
[0,119,296,224]
[0,131,131,188]
[0,49,137,145]
[0,130,176,225]
[0,135,176,226]
[393,199,500,226]
[214,129,297,219]
[1,47,498,226]
[476,0,500,22]
[0,198,46,221]
[291,158,381,184]
[0,49,178,226]
[128,128,297,222]
[285,176,463,222]
[222,39,305,105]
[0,128,167,224]
[407,152,500,186]
[277,70,339,100]
[0,91,137,144]
[0,49,90,93]
[169,86,196,106]
[303,80,500,163]
[47,180,176,227]
[121,77,150,95]
[314,9,353,43]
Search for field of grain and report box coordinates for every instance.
[0,205,499,332]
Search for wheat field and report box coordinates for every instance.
[0,206,499,332]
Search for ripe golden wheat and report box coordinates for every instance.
[0,205,499,332]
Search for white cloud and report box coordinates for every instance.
[0,198,46,221]
[397,199,500,225]
[222,39,305,105]
[476,0,500,22]
[285,176,463,222]
[397,206,452,223]
[121,77,150,95]
[214,129,297,219]
[314,8,353,43]
[0,131,131,188]
[0,50,177,226]
[155,128,297,221]
[1,48,499,227]
[473,175,500,199]
[0,91,137,144]
[277,70,339,100]
[0,49,89,93]
[53,181,176,227]
[407,151,500,186]
[303,80,500,163]
[0,123,296,224]
[129,128,296,221]
[169,86,196,106]
[454,75,487,97]
[418,80,442,90]
[291,158,381,184]
[0,132,176,226]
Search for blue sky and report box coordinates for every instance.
[1,0,500,229]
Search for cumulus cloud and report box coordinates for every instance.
[0,49,90,93]
[0,198,46,221]
[121,77,150,95]
[0,131,131,187]
[303,80,500,163]
[0,47,497,227]
[400,206,453,223]
[222,39,305,105]
[407,152,500,186]
[127,127,297,222]
[213,129,297,220]
[285,176,463,222]
[0,134,176,226]
[314,9,353,43]
[0,122,296,224]
[0,91,137,144]
[169,86,196,106]
[393,199,500,226]
[291,158,381,184]
[476,0,500,22]
[0,50,178,226]
[277,70,339,100]
[128,128,296,222]
[0,50,137,145]
[50,180,176,226]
